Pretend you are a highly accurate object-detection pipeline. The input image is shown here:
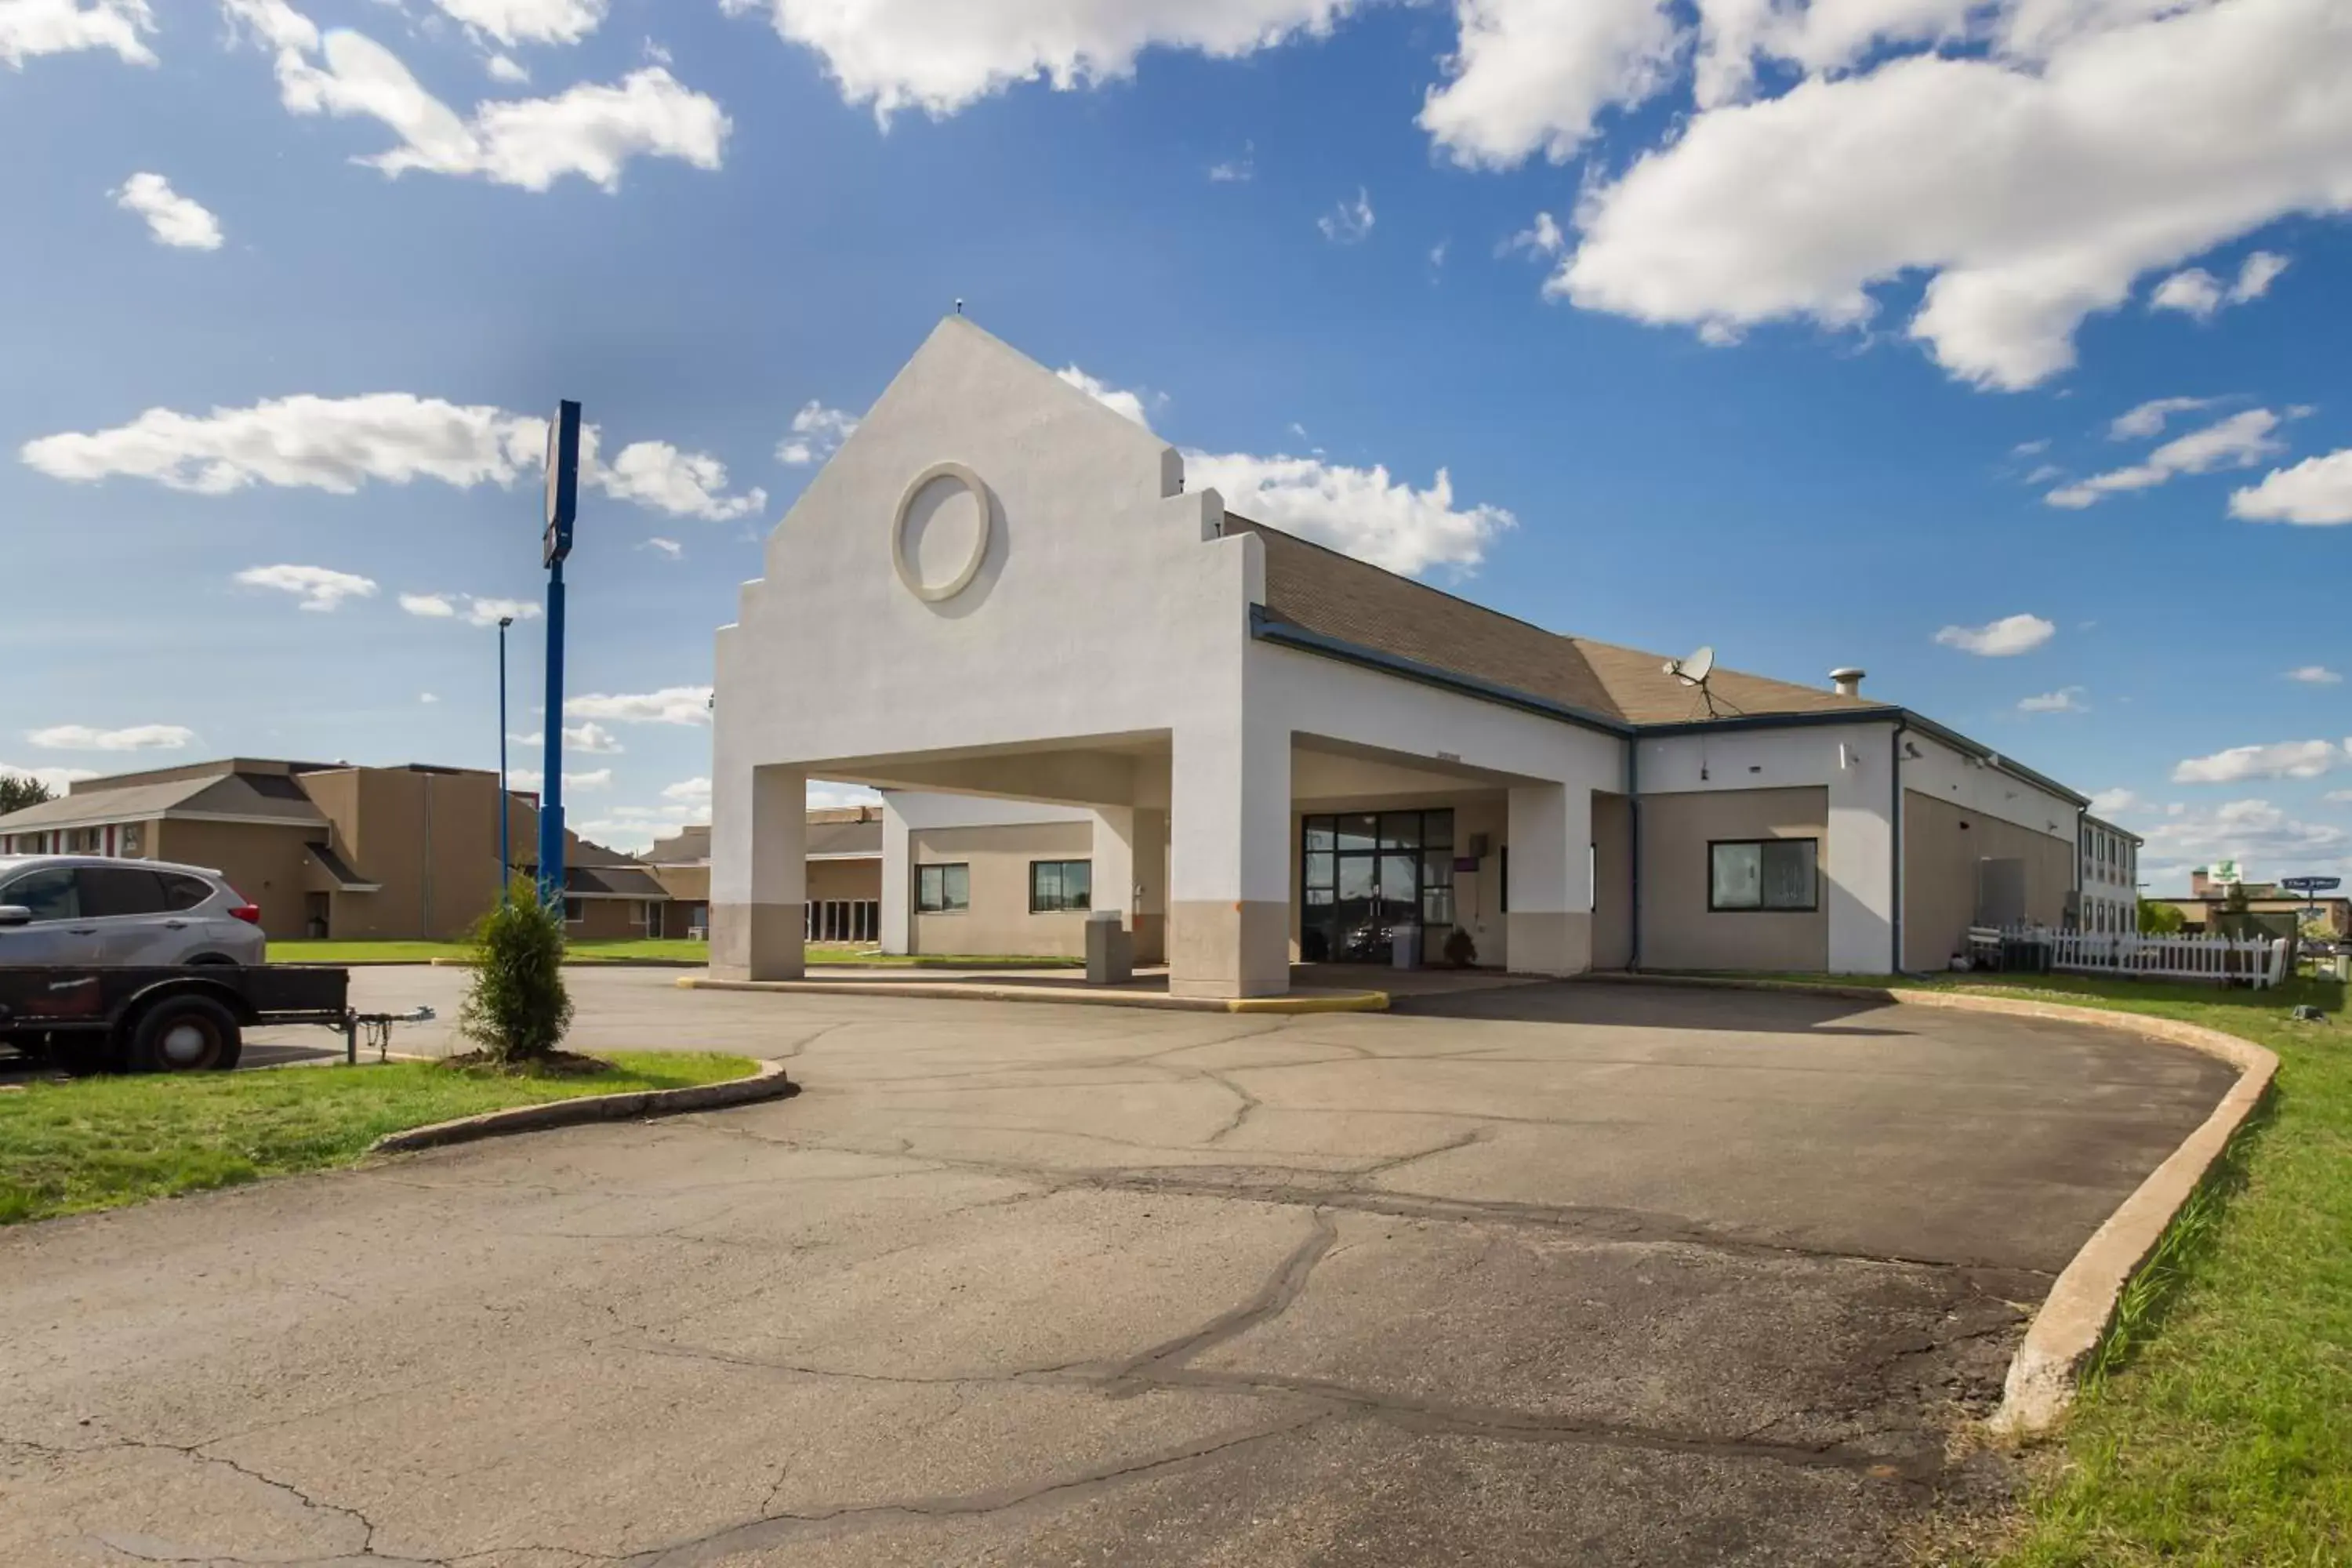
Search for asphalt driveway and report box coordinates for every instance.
[0,973,2233,1565]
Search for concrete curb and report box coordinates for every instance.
[422,957,708,969]
[677,975,1390,1015]
[368,1058,796,1154]
[1585,972,2279,1439]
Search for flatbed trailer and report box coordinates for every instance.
[0,966,430,1073]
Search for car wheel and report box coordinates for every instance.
[128,996,243,1073]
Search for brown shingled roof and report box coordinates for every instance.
[1233,518,1882,729]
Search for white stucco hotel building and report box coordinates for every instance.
[710,318,2091,998]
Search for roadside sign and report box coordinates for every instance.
[2206,858,2243,884]
[2281,876,2342,894]
[543,400,581,568]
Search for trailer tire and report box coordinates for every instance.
[128,996,243,1073]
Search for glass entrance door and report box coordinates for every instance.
[1301,810,1454,964]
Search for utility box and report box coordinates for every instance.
[1085,911,1133,986]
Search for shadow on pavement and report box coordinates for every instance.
[1387,978,1910,1036]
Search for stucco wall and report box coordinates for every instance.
[1638,786,1829,972]
[909,820,1095,957]
[1902,789,2079,971]
[808,858,881,903]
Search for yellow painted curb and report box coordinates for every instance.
[1586,971,2279,1439]
[676,975,1388,1014]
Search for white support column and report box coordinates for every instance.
[1827,737,1895,974]
[880,794,912,956]
[710,764,806,981]
[1168,721,1290,998]
[1505,782,1593,977]
[1091,806,1171,967]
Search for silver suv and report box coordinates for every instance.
[0,857,266,967]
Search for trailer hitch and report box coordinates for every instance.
[339,1005,437,1065]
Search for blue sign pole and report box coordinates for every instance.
[497,615,513,896]
[537,401,582,910]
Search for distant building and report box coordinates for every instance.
[2076,815,2141,933]
[0,757,661,942]
[2149,867,2351,938]
[644,805,884,943]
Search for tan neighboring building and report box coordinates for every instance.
[0,758,664,942]
[2151,868,2351,938]
[647,807,882,942]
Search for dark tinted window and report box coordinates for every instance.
[78,866,170,918]
[159,873,216,911]
[2,868,78,921]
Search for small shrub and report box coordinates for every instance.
[1442,927,1479,969]
[458,880,574,1065]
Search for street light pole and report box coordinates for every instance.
[537,401,582,912]
[497,615,514,898]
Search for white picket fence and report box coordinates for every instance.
[2004,926,2290,988]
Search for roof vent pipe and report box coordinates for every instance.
[1830,667,1866,698]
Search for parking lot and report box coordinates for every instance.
[0,972,2232,1565]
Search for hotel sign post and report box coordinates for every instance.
[537,400,582,910]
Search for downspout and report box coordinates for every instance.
[1627,738,1642,971]
[1889,724,1906,976]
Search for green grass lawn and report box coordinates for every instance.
[1693,969,2349,1566]
[0,1051,755,1225]
[269,938,712,964]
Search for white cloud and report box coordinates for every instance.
[2231,448,2352,526]
[1317,186,1374,244]
[775,400,858,466]
[1550,0,2352,390]
[2109,396,2213,441]
[2150,250,2290,320]
[564,721,622,754]
[565,686,712,725]
[2328,789,2352,805]
[1185,451,1513,577]
[27,723,196,752]
[1420,0,1682,169]
[24,391,755,523]
[2171,739,2346,785]
[2138,797,2350,884]
[1208,141,1254,182]
[1500,210,1565,260]
[642,536,682,559]
[597,441,765,521]
[509,766,612,792]
[2286,666,2343,685]
[0,761,98,793]
[428,0,605,47]
[112,172,223,250]
[485,52,527,83]
[2046,408,2285,509]
[662,775,710,804]
[419,692,439,703]
[808,780,883,811]
[23,393,544,495]
[401,590,539,626]
[2018,686,2087,713]
[2147,268,2223,321]
[719,0,1352,122]
[0,0,154,67]
[227,2,727,193]
[1055,362,1512,577]
[1933,613,2054,658]
[2088,787,2146,817]
[234,562,379,612]
[1054,366,1154,429]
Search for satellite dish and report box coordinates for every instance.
[1665,645,1716,686]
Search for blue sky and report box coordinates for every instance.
[3,0,2347,890]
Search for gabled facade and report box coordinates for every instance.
[704,316,2090,996]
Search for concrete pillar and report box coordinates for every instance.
[880,794,912,956]
[1505,781,1594,977]
[1827,739,1895,974]
[1167,723,1290,998]
[1090,806,1169,966]
[710,764,806,981]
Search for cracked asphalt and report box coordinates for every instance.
[0,970,2234,1566]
